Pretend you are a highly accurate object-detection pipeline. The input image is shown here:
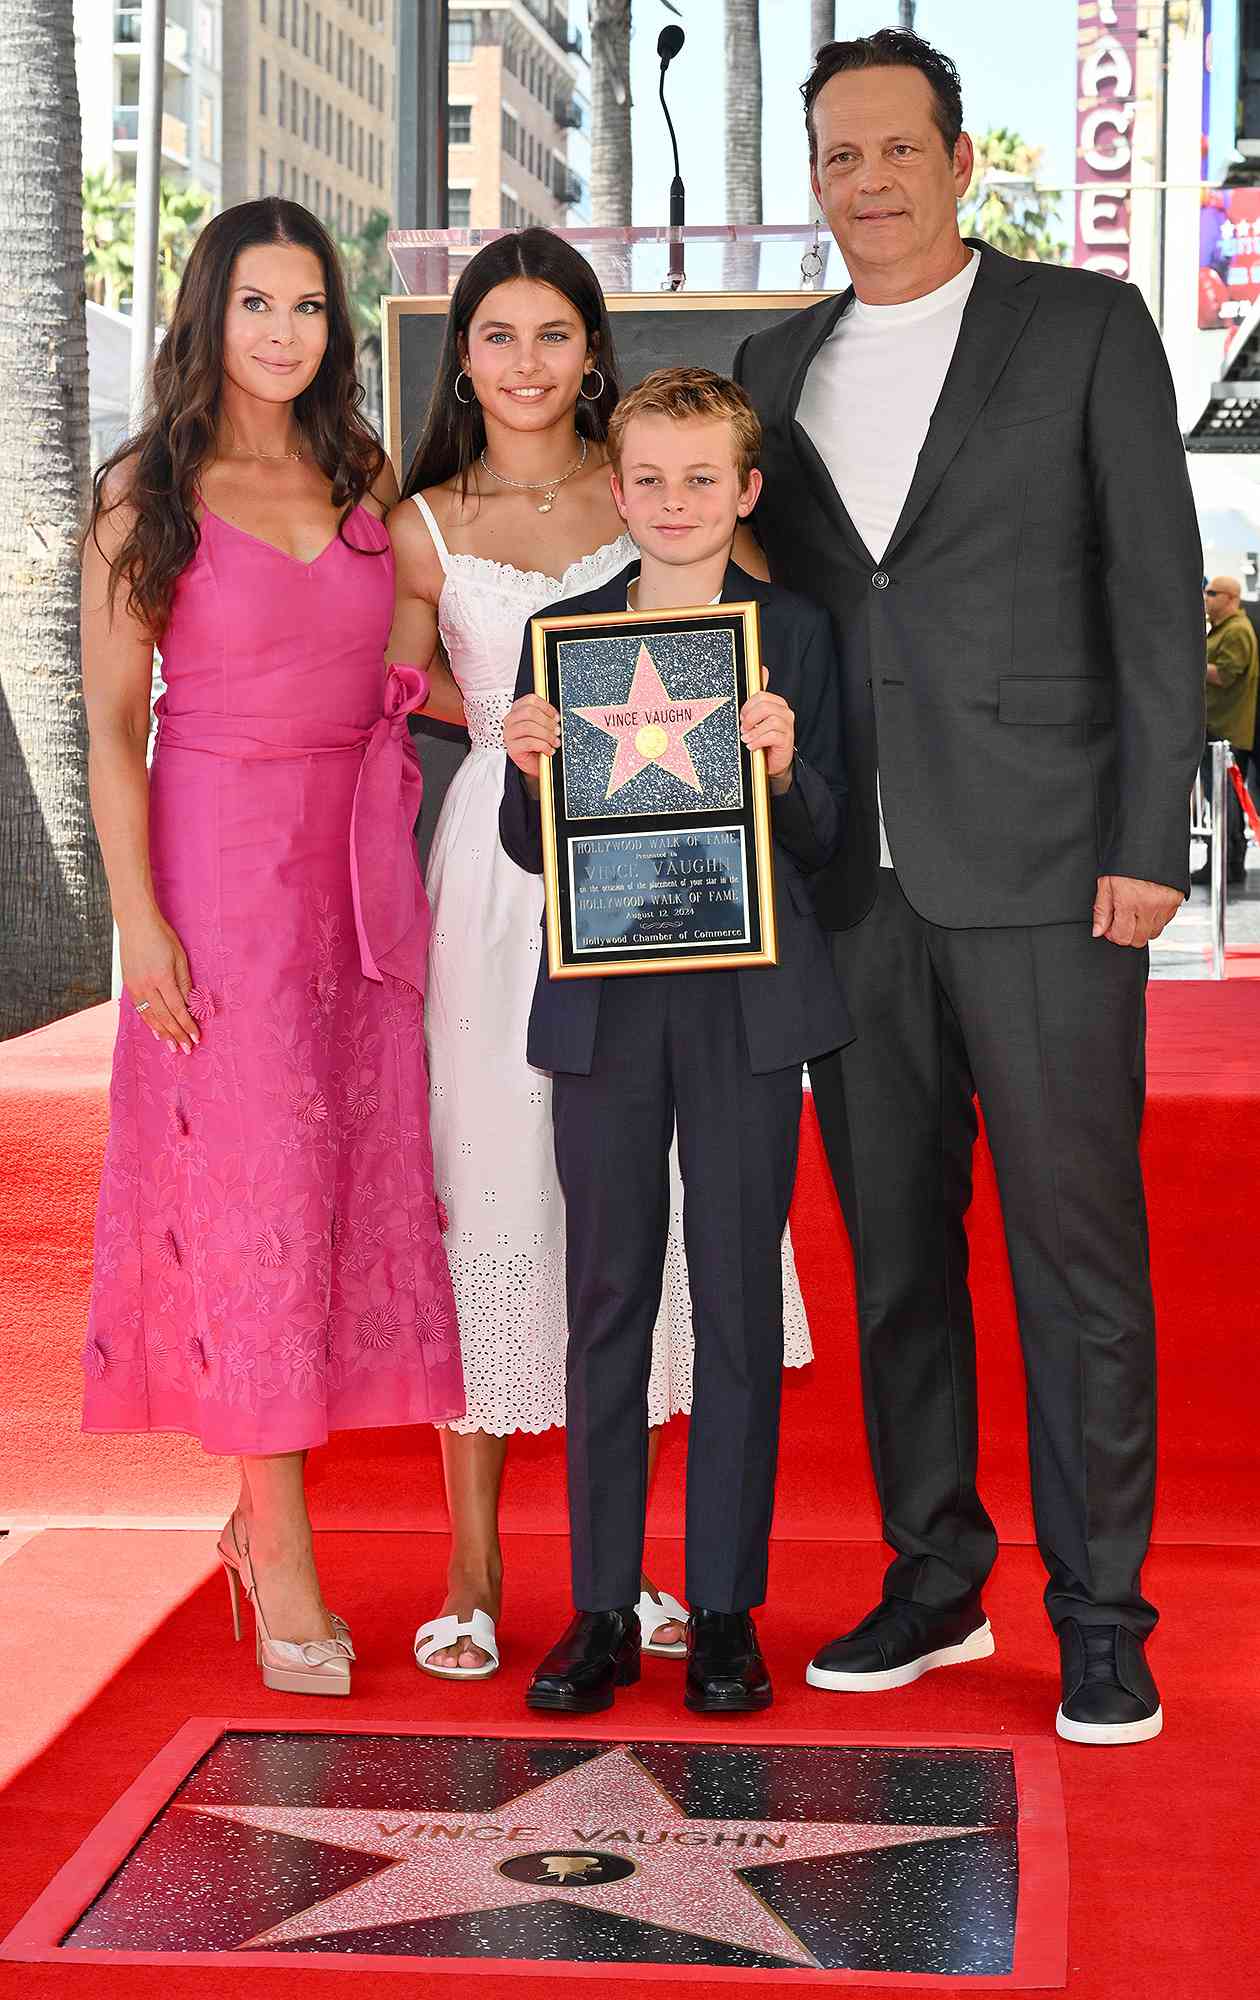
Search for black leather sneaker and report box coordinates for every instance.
[805,1597,994,1692]
[685,1609,773,1712]
[526,1608,640,1715]
[1055,1621,1163,1745]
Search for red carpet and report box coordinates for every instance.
[1,1528,1257,1998]
[2,988,1258,1545]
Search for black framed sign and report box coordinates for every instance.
[532,600,776,978]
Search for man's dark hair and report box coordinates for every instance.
[802,29,964,166]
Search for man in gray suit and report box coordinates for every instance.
[735,28,1204,1745]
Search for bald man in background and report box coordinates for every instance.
[1195,577,1258,887]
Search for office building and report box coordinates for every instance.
[446,2,589,231]
[221,0,396,238]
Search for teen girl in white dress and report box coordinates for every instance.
[387,231,812,1676]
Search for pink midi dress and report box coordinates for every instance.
[81,502,465,1455]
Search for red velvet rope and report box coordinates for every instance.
[1228,762,1260,840]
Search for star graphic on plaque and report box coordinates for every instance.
[571,643,731,799]
[182,1745,987,1968]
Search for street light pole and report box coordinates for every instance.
[899,0,916,27]
[129,0,166,427]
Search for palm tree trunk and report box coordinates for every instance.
[588,0,632,233]
[723,0,762,292]
[0,0,111,1035]
[810,1,835,57]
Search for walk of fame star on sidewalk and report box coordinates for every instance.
[186,1745,988,1969]
[571,643,731,799]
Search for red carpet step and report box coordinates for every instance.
[1,987,1257,1544]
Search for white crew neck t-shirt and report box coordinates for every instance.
[797,250,981,867]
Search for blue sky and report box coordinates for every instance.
[612,1,1077,232]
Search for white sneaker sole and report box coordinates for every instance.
[1055,1703,1163,1745]
[805,1619,995,1692]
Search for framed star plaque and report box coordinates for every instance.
[531,600,777,978]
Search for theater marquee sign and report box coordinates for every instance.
[1075,0,1141,279]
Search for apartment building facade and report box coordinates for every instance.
[75,0,225,205]
[447,2,590,231]
[221,0,397,238]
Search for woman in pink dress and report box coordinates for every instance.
[81,199,463,1697]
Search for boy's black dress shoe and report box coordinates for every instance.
[684,1609,773,1712]
[805,1597,994,1691]
[525,1608,639,1715]
[1055,1621,1163,1744]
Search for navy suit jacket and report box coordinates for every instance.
[499,558,853,1076]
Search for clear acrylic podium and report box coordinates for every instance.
[386,223,843,299]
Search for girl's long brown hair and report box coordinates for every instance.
[91,197,385,633]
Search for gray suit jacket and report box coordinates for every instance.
[734,240,1205,931]
[499,560,852,1075]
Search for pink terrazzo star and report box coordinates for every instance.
[184,1745,987,1968]
[572,643,731,799]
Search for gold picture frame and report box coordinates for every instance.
[530,599,777,980]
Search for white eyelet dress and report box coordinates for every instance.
[413,493,814,1434]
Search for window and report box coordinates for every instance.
[448,187,471,227]
[303,4,310,57]
[545,73,553,112]
[503,40,517,78]
[357,45,364,95]
[357,124,364,175]
[500,192,519,229]
[279,0,286,33]
[314,96,322,149]
[501,108,517,159]
[291,76,298,130]
[198,5,214,63]
[336,108,343,164]
[259,147,267,197]
[313,176,320,211]
[336,193,343,232]
[302,85,310,140]
[302,171,309,205]
[337,29,344,82]
[259,58,267,117]
[449,16,473,62]
[198,91,215,160]
[260,0,267,21]
[277,68,285,127]
[449,104,471,145]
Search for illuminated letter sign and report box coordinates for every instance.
[1074,1,1140,279]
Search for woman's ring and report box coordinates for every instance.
[134,999,152,1014]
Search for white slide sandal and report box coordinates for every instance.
[414,1609,500,1679]
[637,1588,689,1658]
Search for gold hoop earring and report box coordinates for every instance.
[579,367,606,402]
[454,369,476,406]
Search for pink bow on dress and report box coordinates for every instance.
[349,663,433,992]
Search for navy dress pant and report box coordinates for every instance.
[552,970,803,1614]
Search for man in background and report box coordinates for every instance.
[1195,577,1258,888]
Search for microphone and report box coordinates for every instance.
[657,27,686,289]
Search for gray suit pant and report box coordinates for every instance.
[809,872,1158,1638]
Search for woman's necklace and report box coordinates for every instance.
[225,442,304,463]
[479,435,587,514]
[222,420,303,463]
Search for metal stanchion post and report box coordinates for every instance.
[1211,739,1228,980]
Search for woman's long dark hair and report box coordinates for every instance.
[401,229,621,501]
[91,197,385,633]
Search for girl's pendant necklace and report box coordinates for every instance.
[479,435,588,514]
